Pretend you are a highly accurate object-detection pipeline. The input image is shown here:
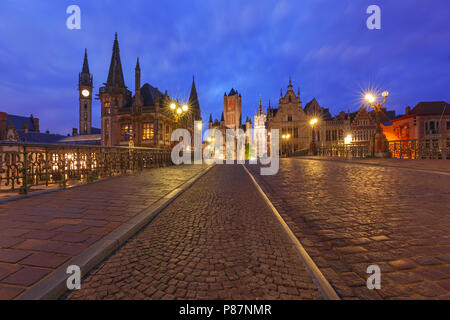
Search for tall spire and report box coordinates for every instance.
[106,32,126,88]
[82,48,90,74]
[134,57,142,107]
[258,97,263,115]
[135,57,140,70]
[209,113,213,123]
[287,76,293,91]
[188,75,200,110]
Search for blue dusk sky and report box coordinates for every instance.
[0,0,449,134]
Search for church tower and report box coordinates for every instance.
[224,88,242,130]
[99,33,131,146]
[78,49,93,135]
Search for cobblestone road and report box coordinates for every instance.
[66,165,321,300]
[247,159,450,299]
[0,165,207,299]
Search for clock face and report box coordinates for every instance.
[81,89,90,97]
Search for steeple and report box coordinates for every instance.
[221,112,224,122]
[79,49,92,87]
[82,48,90,74]
[79,49,93,135]
[106,32,126,88]
[258,97,263,115]
[188,75,200,110]
[287,76,293,91]
[209,113,213,123]
[134,57,142,107]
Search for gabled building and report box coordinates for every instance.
[266,78,310,154]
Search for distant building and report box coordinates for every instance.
[254,98,267,157]
[0,112,65,143]
[97,33,200,148]
[266,78,310,155]
[382,101,450,141]
[208,88,252,159]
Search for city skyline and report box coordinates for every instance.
[0,0,449,135]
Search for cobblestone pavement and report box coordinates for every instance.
[246,159,450,299]
[0,165,207,299]
[66,165,321,300]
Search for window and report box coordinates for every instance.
[84,112,88,121]
[104,102,111,115]
[165,125,170,143]
[142,122,154,140]
[84,104,88,110]
[447,121,450,131]
[294,127,298,138]
[121,123,133,141]
[287,115,292,122]
[426,120,440,134]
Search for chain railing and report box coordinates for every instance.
[317,143,370,158]
[388,137,449,160]
[0,142,172,194]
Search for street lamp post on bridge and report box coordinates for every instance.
[364,90,391,158]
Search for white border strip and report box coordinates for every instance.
[242,164,340,300]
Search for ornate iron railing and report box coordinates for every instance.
[0,142,172,194]
[317,143,370,158]
[388,137,450,159]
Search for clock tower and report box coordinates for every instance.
[78,48,93,135]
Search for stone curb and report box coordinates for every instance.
[242,164,340,300]
[295,157,450,175]
[15,165,214,300]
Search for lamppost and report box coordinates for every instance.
[364,90,391,157]
[309,118,318,155]
[169,101,189,123]
[281,133,291,157]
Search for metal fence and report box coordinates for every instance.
[317,143,370,158]
[388,137,450,160]
[0,142,172,194]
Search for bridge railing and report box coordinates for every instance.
[388,137,449,160]
[317,143,370,158]
[0,141,172,194]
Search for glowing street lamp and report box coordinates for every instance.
[363,89,390,157]
[344,134,352,144]
[281,133,291,157]
[309,117,319,155]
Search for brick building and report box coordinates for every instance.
[382,101,450,141]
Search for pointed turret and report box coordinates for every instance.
[82,48,90,74]
[106,33,126,88]
[258,97,263,115]
[209,113,213,123]
[134,57,142,108]
[188,75,200,110]
[287,76,293,91]
[221,112,224,122]
[79,49,92,87]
